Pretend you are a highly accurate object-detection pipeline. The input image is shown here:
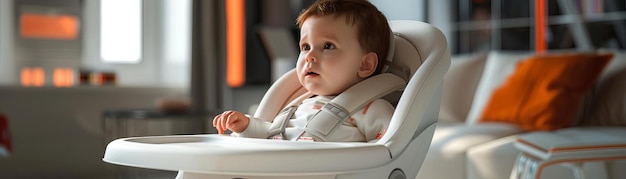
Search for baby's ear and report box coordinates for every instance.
[358,52,378,78]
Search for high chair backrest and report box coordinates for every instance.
[379,20,450,158]
[254,20,450,157]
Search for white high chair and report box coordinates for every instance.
[103,20,450,179]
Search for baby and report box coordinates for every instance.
[213,0,393,142]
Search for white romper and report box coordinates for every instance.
[233,96,394,142]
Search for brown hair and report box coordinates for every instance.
[296,0,391,75]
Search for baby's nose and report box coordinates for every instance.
[305,54,316,63]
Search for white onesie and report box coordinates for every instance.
[233,96,394,142]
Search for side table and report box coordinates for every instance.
[510,128,626,179]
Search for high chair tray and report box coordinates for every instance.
[103,134,391,175]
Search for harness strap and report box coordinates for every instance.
[266,91,314,140]
[302,73,406,141]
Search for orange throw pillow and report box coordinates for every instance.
[478,53,613,131]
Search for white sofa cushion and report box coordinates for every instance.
[597,50,626,81]
[465,51,531,125]
[416,122,522,179]
[466,135,519,179]
[439,52,488,123]
[586,51,626,126]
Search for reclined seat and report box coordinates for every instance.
[103,20,450,179]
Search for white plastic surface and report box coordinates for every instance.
[103,134,391,175]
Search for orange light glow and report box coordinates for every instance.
[20,13,78,40]
[20,68,31,86]
[21,67,45,87]
[53,68,74,87]
[226,0,245,87]
[535,0,546,54]
[90,74,103,85]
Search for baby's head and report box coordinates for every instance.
[295,0,391,96]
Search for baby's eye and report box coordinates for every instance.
[301,44,311,51]
[323,42,335,50]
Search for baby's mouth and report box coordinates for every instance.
[305,71,319,77]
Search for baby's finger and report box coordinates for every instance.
[213,115,224,134]
[212,114,220,127]
[220,111,234,133]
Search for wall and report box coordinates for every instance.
[427,0,454,49]
[370,0,426,21]
[0,0,14,85]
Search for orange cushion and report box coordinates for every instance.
[478,52,613,131]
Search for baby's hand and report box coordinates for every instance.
[212,111,250,134]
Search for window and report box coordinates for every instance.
[100,0,142,63]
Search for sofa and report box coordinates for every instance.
[416,50,626,179]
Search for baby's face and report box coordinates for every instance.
[297,15,371,96]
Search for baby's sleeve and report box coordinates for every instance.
[356,99,394,142]
[231,115,272,139]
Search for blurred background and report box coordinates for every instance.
[0,0,623,178]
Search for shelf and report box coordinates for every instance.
[449,0,625,54]
[549,12,626,25]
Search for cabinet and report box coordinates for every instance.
[450,0,625,55]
